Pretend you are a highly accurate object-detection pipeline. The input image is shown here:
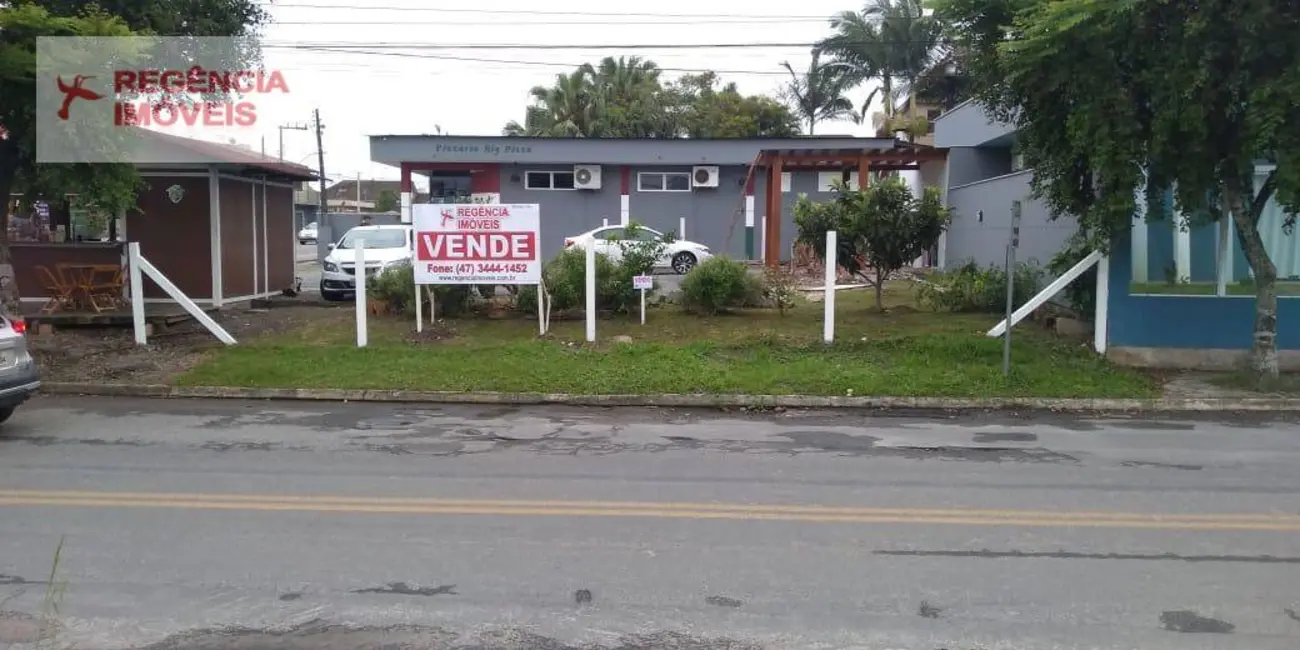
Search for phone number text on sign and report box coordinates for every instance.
[413,203,541,285]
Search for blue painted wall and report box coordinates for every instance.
[1108,231,1300,349]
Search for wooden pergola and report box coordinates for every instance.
[756,143,947,267]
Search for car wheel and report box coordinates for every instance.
[0,407,14,426]
[671,252,698,275]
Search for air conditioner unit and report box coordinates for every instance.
[573,164,602,190]
[692,165,720,188]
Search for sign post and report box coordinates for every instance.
[633,274,652,325]
[1003,201,1022,376]
[355,238,367,348]
[411,203,543,332]
[824,230,837,344]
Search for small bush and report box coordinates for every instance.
[916,260,1044,313]
[761,266,800,315]
[679,256,753,314]
[517,247,620,314]
[367,262,475,318]
[1048,235,1097,318]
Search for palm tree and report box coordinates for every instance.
[503,69,601,137]
[779,51,858,135]
[817,0,943,126]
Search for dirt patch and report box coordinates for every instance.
[404,323,457,345]
[29,300,336,383]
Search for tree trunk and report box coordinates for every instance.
[1226,183,1280,382]
[873,268,886,311]
[0,145,19,320]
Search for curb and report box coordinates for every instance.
[37,382,1300,412]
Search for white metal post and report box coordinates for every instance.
[823,230,837,344]
[355,239,367,347]
[537,282,546,335]
[640,287,646,325]
[1094,254,1110,354]
[415,273,423,333]
[585,243,596,342]
[129,242,147,345]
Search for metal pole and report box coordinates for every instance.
[1003,200,1022,376]
[313,109,327,230]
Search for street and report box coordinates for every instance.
[1,398,1298,649]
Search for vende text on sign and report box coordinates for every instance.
[412,203,541,285]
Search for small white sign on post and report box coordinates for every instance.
[633,274,653,325]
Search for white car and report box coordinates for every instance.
[298,221,318,244]
[320,225,413,301]
[564,225,712,274]
[0,314,39,426]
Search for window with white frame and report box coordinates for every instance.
[816,170,859,192]
[1128,169,1300,298]
[524,170,576,190]
[638,171,692,192]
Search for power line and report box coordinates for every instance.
[273,17,830,26]
[262,40,925,51]
[262,3,832,20]
[272,45,796,76]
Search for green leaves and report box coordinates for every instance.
[793,178,951,307]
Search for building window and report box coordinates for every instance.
[1129,168,1300,298]
[638,171,691,192]
[817,171,859,192]
[525,170,576,190]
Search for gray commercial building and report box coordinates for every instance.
[933,100,1078,270]
[368,135,944,263]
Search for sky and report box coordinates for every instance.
[205,0,880,187]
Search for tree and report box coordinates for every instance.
[374,189,398,213]
[502,64,801,138]
[818,0,944,130]
[0,0,270,316]
[779,51,858,135]
[793,177,949,310]
[933,0,1300,382]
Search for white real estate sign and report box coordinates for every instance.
[412,203,541,285]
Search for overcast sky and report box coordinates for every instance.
[202,0,878,186]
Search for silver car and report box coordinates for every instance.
[0,315,39,425]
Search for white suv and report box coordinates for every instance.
[320,225,413,301]
[0,315,39,426]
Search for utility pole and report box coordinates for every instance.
[278,122,309,160]
[356,172,362,212]
[313,109,327,223]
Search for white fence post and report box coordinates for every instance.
[131,244,236,345]
[824,230,837,344]
[1094,254,1110,354]
[129,243,147,345]
[355,239,367,347]
[987,250,1103,338]
[585,243,596,342]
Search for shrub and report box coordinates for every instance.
[916,260,1044,313]
[367,262,475,318]
[516,247,620,314]
[1047,235,1097,318]
[760,266,800,315]
[679,256,753,314]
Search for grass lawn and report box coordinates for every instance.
[178,283,1159,398]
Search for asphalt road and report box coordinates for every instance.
[2,398,1299,650]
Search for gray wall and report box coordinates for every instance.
[933,100,1018,148]
[371,135,899,166]
[946,147,1013,187]
[944,171,1077,269]
[493,164,845,262]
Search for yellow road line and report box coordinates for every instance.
[0,491,1297,531]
